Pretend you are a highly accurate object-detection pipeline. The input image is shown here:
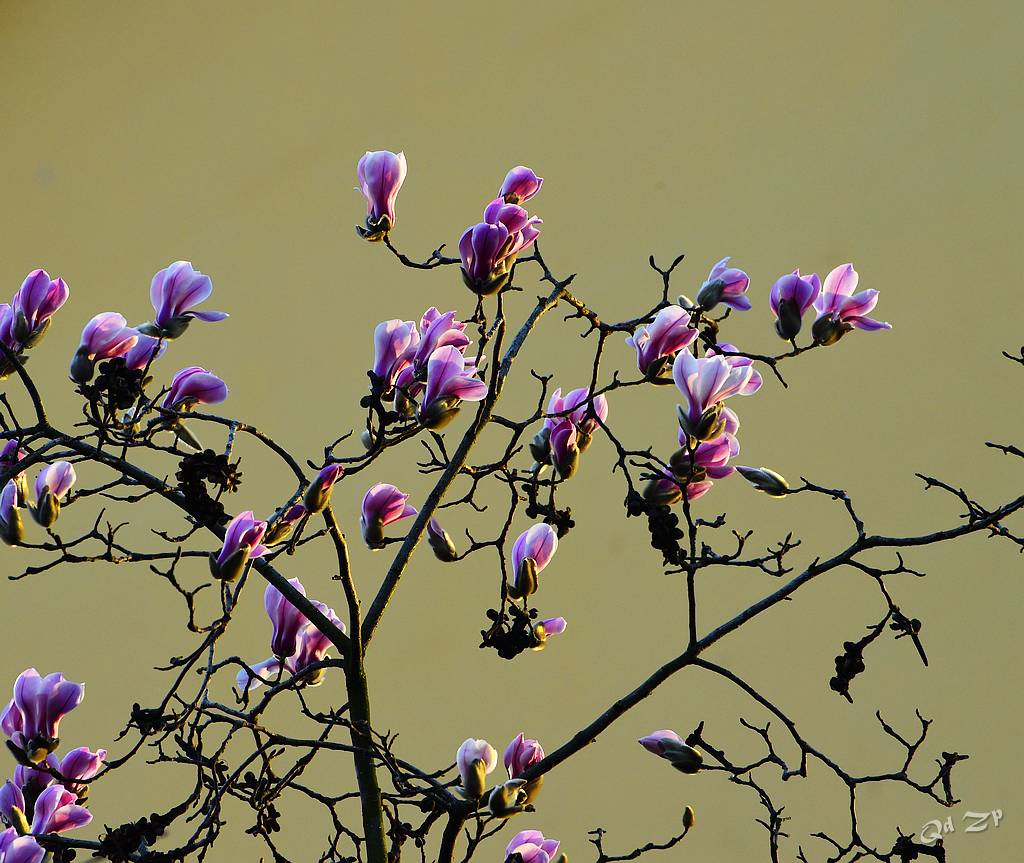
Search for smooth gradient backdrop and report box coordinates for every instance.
[1,2,1021,860]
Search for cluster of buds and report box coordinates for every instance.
[236,579,345,692]
[0,454,78,544]
[638,730,704,774]
[0,270,70,378]
[459,174,543,296]
[370,307,485,429]
[530,387,609,480]
[456,733,551,821]
[0,670,101,860]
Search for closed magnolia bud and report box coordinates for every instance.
[529,428,551,464]
[210,547,249,583]
[359,429,374,450]
[463,758,489,799]
[487,778,528,818]
[304,464,344,514]
[677,294,695,309]
[666,744,703,774]
[69,347,94,384]
[427,518,458,562]
[682,805,696,830]
[736,465,789,498]
[774,298,804,341]
[32,489,60,528]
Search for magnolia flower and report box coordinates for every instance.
[812,263,891,345]
[356,150,407,240]
[142,261,227,338]
[456,738,497,799]
[304,464,344,513]
[0,481,23,546]
[418,346,487,429]
[237,600,345,692]
[69,313,138,383]
[209,510,268,582]
[264,503,307,546]
[371,319,420,393]
[505,830,561,863]
[411,308,470,376]
[509,523,558,600]
[360,483,417,549]
[52,747,106,796]
[10,270,69,349]
[28,784,92,834]
[769,270,821,340]
[625,305,697,380]
[705,343,763,395]
[32,461,76,528]
[672,352,755,442]
[549,420,579,480]
[736,465,790,497]
[162,366,228,411]
[426,517,458,562]
[123,335,166,371]
[504,733,544,780]
[544,387,609,442]
[459,221,512,296]
[696,256,751,312]
[638,729,703,773]
[265,579,309,659]
[0,669,85,762]
[0,828,44,863]
[499,166,544,205]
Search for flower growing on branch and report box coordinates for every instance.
[0,482,24,547]
[356,150,407,241]
[418,346,487,429]
[811,263,891,345]
[638,729,704,773]
[1,670,85,764]
[9,270,70,351]
[141,261,227,339]
[426,517,458,562]
[456,738,497,799]
[625,305,697,381]
[304,464,344,513]
[505,830,561,863]
[769,270,820,340]
[509,523,558,600]
[696,256,751,312]
[31,461,76,528]
[69,313,138,383]
[499,166,543,204]
[360,483,417,549]
[209,510,268,582]
[672,351,756,443]
[162,366,228,411]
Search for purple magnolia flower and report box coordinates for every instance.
[426,516,458,562]
[531,617,567,651]
[32,462,76,528]
[162,366,228,410]
[509,523,558,599]
[499,166,544,205]
[545,388,609,440]
[504,734,544,779]
[697,256,751,312]
[123,335,167,370]
[705,344,763,396]
[0,828,44,863]
[210,510,268,582]
[0,481,22,546]
[10,270,69,349]
[1,670,85,762]
[418,346,487,429]
[548,420,579,481]
[459,221,512,296]
[769,270,821,340]
[54,747,106,793]
[145,261,227,338]
[0,441,28,510]
[28,784,91,835]
[264,503,307,546]
[304,463,344,513]
[456,738,497,799]
[70,313,138,383]
[360,483,417,549]
[0,305,17,354]
[672,351,756,442]
[412,308,470,375]
[625,305,697,379]
[371,319,420,393]
[505,830,560,863]
[638,729,703,773]
[265,579,309,659]
[356,150,407,239]
[812,263,891,345]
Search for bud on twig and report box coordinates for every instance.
[736,465,789,497]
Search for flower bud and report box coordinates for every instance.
[736,466,789,497]
[264,504,307,546]
[550,422,579,480]
[32,489,59,528]
[643,475,683,506]
[456,738,497,800]
[209,547,248,583]
[666,744,703,774]
[69,347,94,384]
[0,509,24,546]
[682,805,696,830]
[487,778,528,818]
[304,464,344,514]
[696,280,724,311]
[509,557,538,600]
[360,429,374,450]
[427,518,458,562]
[529,427,551,464]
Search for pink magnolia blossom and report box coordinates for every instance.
[356,150,407,239]
[145,261,227,338]
[625,305,697,379]
[162,366,228,410]
[0,670,85,760]
[10,270,69,348]
[456,738,497,798]
[705,344,762,395]
[0,827,44,863]
[697,256,751,312]
[509,523,558,599]
[499,166,544,204]
[418,346,487,429]
[812,263,891,345]
[28,784,91,834]
[304,464,344,513]
[459,221,512,295]
[504,734,544,779]
[70,313,138,383]
[411,308,470,375]
[769,270,821,340]
[33,462,76,502]
[638,729,703,773]
[211,510,268,581]
[371,319,420,392]
[360,483,417,549]
[672,351,755,441]
[123,335,166,370]
[265,579,309,659]
[505,830,560,863]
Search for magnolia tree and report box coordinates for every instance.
[0,152,1020,863]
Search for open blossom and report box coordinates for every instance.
[70,313,138,383]
[505,830,560,863]
[210,510,267,582]
[418,346,487,429]
[123,335,166,371]
[0,828,44,863]
[509,523,558,599]
[265,579,309,659]
[1,670,85,762]
[10,270,69,349]
[456,738,497,799]
[544,387,609,440]
[28,784,92,834]
[769,270,821,340]
[812,263,891,345]
[697,256,751,312]
[499,166,543,204]
[371,319,420,392]
[360,483,417,549]
[356,150,407,239]
[625,305,697,379]
[705,343,762,395]
[411,308,470,375]
[162,366,228,410]
[672,351,756,441]
[144,261,227,338]
[483,198,541,262]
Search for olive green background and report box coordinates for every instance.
[1,1,1021,860]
